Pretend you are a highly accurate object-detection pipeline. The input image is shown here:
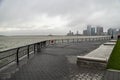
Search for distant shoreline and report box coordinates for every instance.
[0,35,67,37]
[0,35,6,37]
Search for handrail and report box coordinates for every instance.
[0,36,111,69]
[0,53,15,60]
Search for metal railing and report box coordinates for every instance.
[0,36,111,69]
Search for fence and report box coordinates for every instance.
[0,36,111,69]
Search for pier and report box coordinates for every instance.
[0,36,115,80]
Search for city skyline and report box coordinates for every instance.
[67,25,120,36]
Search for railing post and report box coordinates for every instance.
[49,40,51,45]
[54,40,56,44]
[37,43,41,52]
[89,38,90,41]
[43,41,44,47]
[67,39,69,43]
[92,38,93,41]
[43,41,46,47]
[34,44,36,54]
[85,38,86,41]
[27,45,30,59]
[95,38,96,41]
[46,40,49,46]
[40,42,42,49]
[43,41,45,47]
[82,38,84,41]
[16,48,19,65]
[62,39,63,43]
[40,42,42,48]
[90,38,92,41]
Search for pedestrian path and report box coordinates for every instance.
[0,41,107,80]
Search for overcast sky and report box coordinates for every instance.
[0,0,120,35]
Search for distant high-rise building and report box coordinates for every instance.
[83,25,96,36]
[107,28,113,35]
[107,28,117,36]
[76,31,79,36]
[83,30,88,36]
[91,27,96,36]
[96,26,103,35]
[67,30,74,36]
[113,29,117,35]
[87,25,92,36]
[117,29,120,35]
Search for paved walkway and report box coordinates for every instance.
[1,41,108,80]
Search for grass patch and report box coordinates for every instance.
[107,40,120,70]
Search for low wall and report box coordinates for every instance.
[77,56,107,70]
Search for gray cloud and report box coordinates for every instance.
[0,0,120,35]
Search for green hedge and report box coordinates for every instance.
[107,40,120,70]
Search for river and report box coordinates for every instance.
[0,35,108,51]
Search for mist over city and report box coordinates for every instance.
[0,0,120,35]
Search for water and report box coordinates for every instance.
[0,35,107,51]
[0,35,77,51]
[0,36,55,51]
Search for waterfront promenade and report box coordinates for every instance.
[0,36,112,80]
